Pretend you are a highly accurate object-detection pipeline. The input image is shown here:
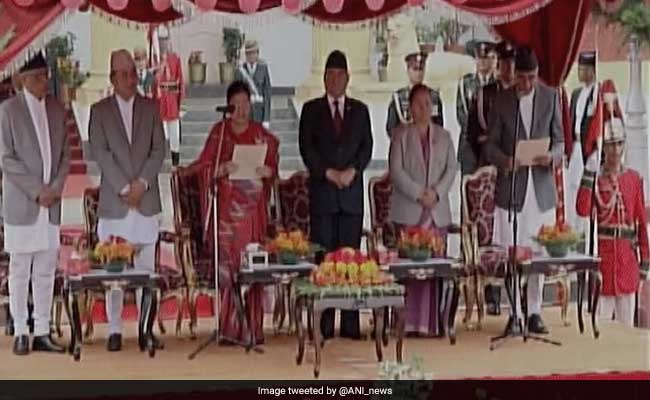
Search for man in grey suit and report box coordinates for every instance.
[0,53,69,355]
[235,40,272,127]
[89,50,166,352]
[484,47,564,335]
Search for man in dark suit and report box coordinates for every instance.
[463,41,517,315]
[299,50,373,340]
[570,51,597,165]
[235,40,272,128]
[484,47,564,335]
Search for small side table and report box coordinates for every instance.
[65,270,160,361]
[293,279,406,378]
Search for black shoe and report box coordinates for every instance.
[107,333,122,352]
[139,334,164,351]
[32,335,65,353]
[5,320,14,336]
[504,316,522,335]
[12,335,29,356]
[528,314,549,335]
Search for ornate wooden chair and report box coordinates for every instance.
[170,166,211,339]
[367,173,398,253]
[272,171,311,332]
[79,187,186,340]
[461,165,571,330]
[275,171,311,235]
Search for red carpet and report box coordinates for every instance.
[63,174,94,198]
[476,371,650,380]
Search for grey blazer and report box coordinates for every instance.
[0,92,70,225]
[89,95,166,219]
[484,84,564,212]
[389,122,458,227]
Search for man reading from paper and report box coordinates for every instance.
[484,46,564,335]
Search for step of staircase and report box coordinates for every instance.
[64,106,86,175]
[179,89,300,171]
[185,85,294,99]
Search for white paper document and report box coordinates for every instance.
[515,138,550,166]
[230,144,268,180]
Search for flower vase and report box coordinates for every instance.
[105,260,127,273]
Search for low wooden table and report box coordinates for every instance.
[387,258,464,344]
[519,254,601,339]
[238,262,315,346]
[293,279,406,378]
[64,270,160,361]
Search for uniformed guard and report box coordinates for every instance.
[460,41,516,176]
[457,41,497,173]
[385,51,444,138]
[235,40,272,128]
[570,50,598,164]
[463,41,516,315]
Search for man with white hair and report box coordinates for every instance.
[0,53,70,355]
[89,49,166,352]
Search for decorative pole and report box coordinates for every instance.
[624,34,649,196]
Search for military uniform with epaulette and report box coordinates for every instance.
[386,52,444,138]
[457,41,497,175]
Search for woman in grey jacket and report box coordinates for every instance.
[389,84,459,336]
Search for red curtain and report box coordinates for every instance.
[89,0,183,23]
[495,0,591,158]
[0,0,65,72]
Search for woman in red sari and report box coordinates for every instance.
[190,80,279,343]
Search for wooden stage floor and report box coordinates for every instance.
[0,307,648,380]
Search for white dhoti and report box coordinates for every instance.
[493,171,556,316]
[6,210,60,337]
[599,294,635,327]
[163,119,180,153]
[98,210,160,335]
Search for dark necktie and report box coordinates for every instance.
[333,100,343,137]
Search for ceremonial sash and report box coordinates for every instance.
[393,91,408,124]
[239,65,263,104]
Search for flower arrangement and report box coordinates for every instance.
[534,222,581,258]
[310,247,392,287]
[397,227,445,261]
[91,236,135,272]
[267,230,312,264]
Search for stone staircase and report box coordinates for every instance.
[64,105,87,175]
[180,85,303,172]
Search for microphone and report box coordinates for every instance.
[216,104,235,114]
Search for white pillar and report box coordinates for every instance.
[624,35,649,197]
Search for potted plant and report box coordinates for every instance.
[220,27,244,84]
[534,223,581,258]
[45,33,76,102]
[397,227,445,261]
[188,51,207,84]
[57,59,89,104]
[91,236,136,273]
[416,25,436,54]
[618,1,650,48]
[267,230,312,265]
[376,35,389,82]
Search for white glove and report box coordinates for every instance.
[263,121,270,130]
[585,152,599,173]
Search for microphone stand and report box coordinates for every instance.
[490,97,524,350]
[188,110,262,359]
